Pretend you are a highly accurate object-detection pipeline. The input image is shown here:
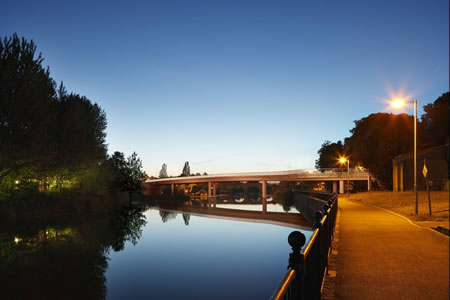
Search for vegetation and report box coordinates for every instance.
[422,92,449,147]
[315,140,345,169]
[0,33,146,214]
[316,92,448,190]
[345,113,419,188]
[109,152,147,203]
[159,163,168,178]
[180,161,191,177]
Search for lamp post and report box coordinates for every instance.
[339,157,350,198]
[390,98,418,214]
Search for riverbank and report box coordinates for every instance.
[345,191,449,232]
[0,191,130,222]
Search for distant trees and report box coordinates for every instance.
[422,92,449,147]
[109,152,147,202]
[180,161,191,177]
[159,163,168,178]
[315,141,346,169]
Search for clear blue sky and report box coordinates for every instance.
[1,0,448,176]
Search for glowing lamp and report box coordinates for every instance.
[390,98,407,109]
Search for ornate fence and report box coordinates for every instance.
[271,192,338,300]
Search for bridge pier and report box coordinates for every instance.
[339,180,345,194]
[171,184,174,197]
[368,174,372,191]
[261,180,267,213]
[333,181,338,193]
[261,180,267,199]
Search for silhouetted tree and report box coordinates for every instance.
[345,113,423,189]
[0,33,110,199]
[315,140,346,169]
[180,161,190,177]
[0,33,57,195]
[159,163,168,178]
[422,92,449,147]
[110,151,147,202]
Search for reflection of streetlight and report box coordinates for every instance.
[390,98,418,215]
[339,157,350,198]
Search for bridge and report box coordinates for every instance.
[143,168,373,197]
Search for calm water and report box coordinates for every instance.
[0,202,312,300]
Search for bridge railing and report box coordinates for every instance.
[270,193,338,300]
[145,168,369,183]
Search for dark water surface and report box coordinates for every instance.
[1,202,312,300]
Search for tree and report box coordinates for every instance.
[180,161,190,177]
[0,33,110,198]
[422,92,449,147]
[159,163,168,178]
[345,113,422,189]
[315,140,346,169]
[110,151,147,202]
[0,33,57,194]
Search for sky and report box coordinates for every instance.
[1,0,448,176]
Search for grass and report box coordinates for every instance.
[341,191,449,228]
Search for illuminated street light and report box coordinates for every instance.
[339,156,350,198]
[390,97,418,215]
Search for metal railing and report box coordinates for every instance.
[271,193,338,300]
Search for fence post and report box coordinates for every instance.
[288,231,306,299]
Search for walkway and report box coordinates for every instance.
[335,198,449,299]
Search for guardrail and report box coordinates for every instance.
[270,193,338,300]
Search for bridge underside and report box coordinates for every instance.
[144,176,373,197]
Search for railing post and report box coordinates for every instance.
[313,211,323,229]
[288,231,306,299]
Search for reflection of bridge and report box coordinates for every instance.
[160,206,312,230]
[143,168,373,197]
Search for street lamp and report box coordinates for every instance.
[339,157,350,199]
[390,98,418,214]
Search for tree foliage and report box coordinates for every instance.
[345,113,422,189]
[180,161,191,177]
[109,152,147,198]
[422,92,449,147]
[0,33,57,194]
[159,163,168,178]
[0,33,112,200]
[315,140,346,169]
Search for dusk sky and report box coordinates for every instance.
[1,0,448,176]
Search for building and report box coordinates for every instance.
[392,144,449,191]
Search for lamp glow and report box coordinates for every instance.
[390,98,406,109]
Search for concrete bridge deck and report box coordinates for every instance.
[143,169,373,195]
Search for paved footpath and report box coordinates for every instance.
[334,198,449,300]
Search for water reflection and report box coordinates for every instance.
[0,205,148,300]
[1,193,315,300]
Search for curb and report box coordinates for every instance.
[346,198,450,239]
